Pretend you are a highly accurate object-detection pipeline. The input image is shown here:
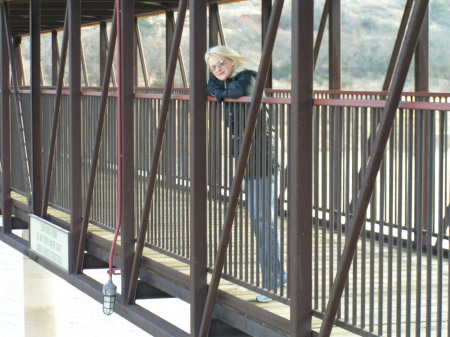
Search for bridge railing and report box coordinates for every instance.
[7,88,450,336]
[312,97,450,335]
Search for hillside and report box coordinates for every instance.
[34,0,449,92]
[217,0,450,91]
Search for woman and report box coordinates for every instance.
[205,45,286,302]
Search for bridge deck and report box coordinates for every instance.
[6,191,448,336]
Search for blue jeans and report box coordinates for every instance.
[245,174,287,291]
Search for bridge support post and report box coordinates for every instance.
[289,0,314,336]
[189,0,208,335]
[68,0,82,274]
[0,2,11,230]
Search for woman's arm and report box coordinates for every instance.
[206,70,256,102]
[206,76,225,101]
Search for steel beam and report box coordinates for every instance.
[118,0,135,303]
[135,19,149,87]
[80,41,89,86]
[348,0,418,218]
[126,0,188,305]
[319,0,431,335]
[262,0,272,88]
[99,21,107,83]
[208,3,219,47]
[1,2,12,231]
[314,0,329,70]
[414,8,429,91]
[41,8,68,218]
[2,4,32,204]
[415,9,430,234]
[208,3,226,48]
[30,0,42,216]
[75,5,117,273]
[69,0,82,274]
[198,1,285,336]
[13,36,24,86]
[382,0,414,91]
[100,21,117,86]
[329,0,341,90]
[51,30,59,86]
[168,14,187,87]
[166,10,173,70]
[189,0,208,335]
[290,0,313,335]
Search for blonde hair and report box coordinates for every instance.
[204,45,259,76]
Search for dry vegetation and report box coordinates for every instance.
[30,0,450,92]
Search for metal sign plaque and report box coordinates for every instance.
[29,215,69,272]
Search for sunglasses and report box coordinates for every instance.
[210,59,226,72]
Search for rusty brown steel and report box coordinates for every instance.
[415,11,430,235]
[167,13,188,87]
[290,0,314,335]
[30,0,43,216]
[329,0,341,90]
[208,4,218,47]
[12,37,25,86]
[414,9,429,92]
[262,0,272,88]
[208,3,226,47]
[135,20,149,87]
[198,1,285,336]
[68,0,83,274]
[0,1,12,230]
[41,7,69,218]
[319,0,431,335]
[51,30,58,86]
[382,0,414,91]
[127,0,188,304]
[118,0,136,302]
[100,21,117,86]
[75,4,117,273]
[80,41,89,87]
[165,11,174,70]
[314,0,329,70]
[99,21,107,83]
[1,3,32,205]
[189,1,208,335]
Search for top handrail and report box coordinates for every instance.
[13,85,450,96]
[10,86,450,110]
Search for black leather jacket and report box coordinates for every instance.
[206,69,257,103]
[207,69,280,178]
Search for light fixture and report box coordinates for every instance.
[102,275,117,315]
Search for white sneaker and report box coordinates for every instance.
[256,294,272,303]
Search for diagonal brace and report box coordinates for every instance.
[319,0,431,335]
[198,1,285,336]
[126,0,188,305]
[41,7,69,217]
[75,4,118,273]
[1,3,32,203]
